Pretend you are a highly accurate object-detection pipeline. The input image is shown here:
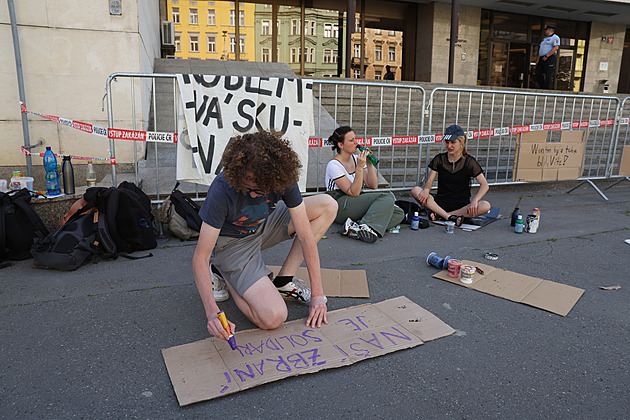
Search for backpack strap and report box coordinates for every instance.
[0,197,7,260]
[11,196,50,239]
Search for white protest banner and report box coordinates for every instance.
[176,75,314,190]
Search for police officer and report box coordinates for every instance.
[536,24,560,89]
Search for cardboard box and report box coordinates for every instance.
[433,260,584,316]
[619,145,630,176]
[513,130,585,182]
[268,266,369,298]
[162,296,455,405]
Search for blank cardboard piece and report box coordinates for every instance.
[269,266,369,298]
[433,260,584,316]
[620,145,630,176]
[162,296,455,406]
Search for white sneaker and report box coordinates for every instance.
[341,217,359,236]
[276,277,327,305]
[354,223,379,243]
[211,266,229,302]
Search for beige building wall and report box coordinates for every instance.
[429,3,480,85]
[0,0,160,171]
[583,21,627,94]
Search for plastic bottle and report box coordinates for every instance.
[43,147,61,196]
[62,155,75,195]
[356,144,379,166]
[515,214,524,233]
[86,160,97,187]
[510,207,521,226]
[411,212,420,230]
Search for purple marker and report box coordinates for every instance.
[217,311,237,350]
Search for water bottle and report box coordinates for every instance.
[411,212,420,230]
[515,215,523,233]
[43,147,61,196]
[86,160,97,187]
[510,207,521,227]
[356,144,379,166]
[62,155,75,195]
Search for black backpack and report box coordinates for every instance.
[87,181,157,253]
[1,188,49,261]
[32,181,156,271]
[395,199,430,228]
[32,206,117,271]
[170,185,202,233]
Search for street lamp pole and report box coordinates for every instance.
[222,30,228,60]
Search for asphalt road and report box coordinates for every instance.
[1,181,629,419]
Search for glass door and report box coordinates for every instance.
[489,41,508,86]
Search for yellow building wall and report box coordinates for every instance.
[167,0,255,61]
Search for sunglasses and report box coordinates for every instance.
[245,186,264,195]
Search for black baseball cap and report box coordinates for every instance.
[443,124,465,141]
[545,24,556,30]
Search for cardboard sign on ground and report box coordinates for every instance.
[162,296,455,406]
[512,130,585,182]
[269,266,370,298]
[433,260,584,316]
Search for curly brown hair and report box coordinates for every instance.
[222,130,302,195]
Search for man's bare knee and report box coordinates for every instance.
[256,306,288,330]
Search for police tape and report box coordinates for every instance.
[308,117,629,147]
[20,147,110,162]
[20,102,178,144]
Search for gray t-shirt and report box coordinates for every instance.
[199,172,303,238]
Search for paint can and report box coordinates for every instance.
[460,265,475,284]
[426,252,444,269]
[445,221,455,234]
[447,259,462,278]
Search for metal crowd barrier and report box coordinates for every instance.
[103,72,627,202]
[603,96,630,191]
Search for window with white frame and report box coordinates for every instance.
[388,30,395,36]
[291,48,299,63]
[229,35,236,53]
[175,32,181,52]
[375,70,382,79]
[353,44,360,58]
[172,7,180,24]
[324,24,332,38]
[323,49,332,63]
[291,19,300,36]
[307,48,314,63]
[189,8,198,25]
[239,10,245,26]
[207,33,216,53]
[375,29,382,34]
[353,69,361,78]
[207,9,215,25]
[304,20,315,36]
[375,45,382,61]
[333,24,339,38]
[239,35,245,53]
[262,20,270,35]
[262,47,270,62]
[389,46,395,61]
[230,10,235,26]
[333,49,338,63]
[189,33,199,52]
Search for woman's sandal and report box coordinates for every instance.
[448,215,463,227]
[428,211,443,222]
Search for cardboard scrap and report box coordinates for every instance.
[162,296,455,406]
[269,266,369,298]
[619,145,630,176]
[433,260,584,316]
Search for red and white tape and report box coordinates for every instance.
[20,102,178,144]
[307,117,628,147]
[20,147,109,162]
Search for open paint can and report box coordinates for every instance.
[447,259,462,278]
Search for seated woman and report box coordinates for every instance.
[325,126,404,243]
[411,124,491,226]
